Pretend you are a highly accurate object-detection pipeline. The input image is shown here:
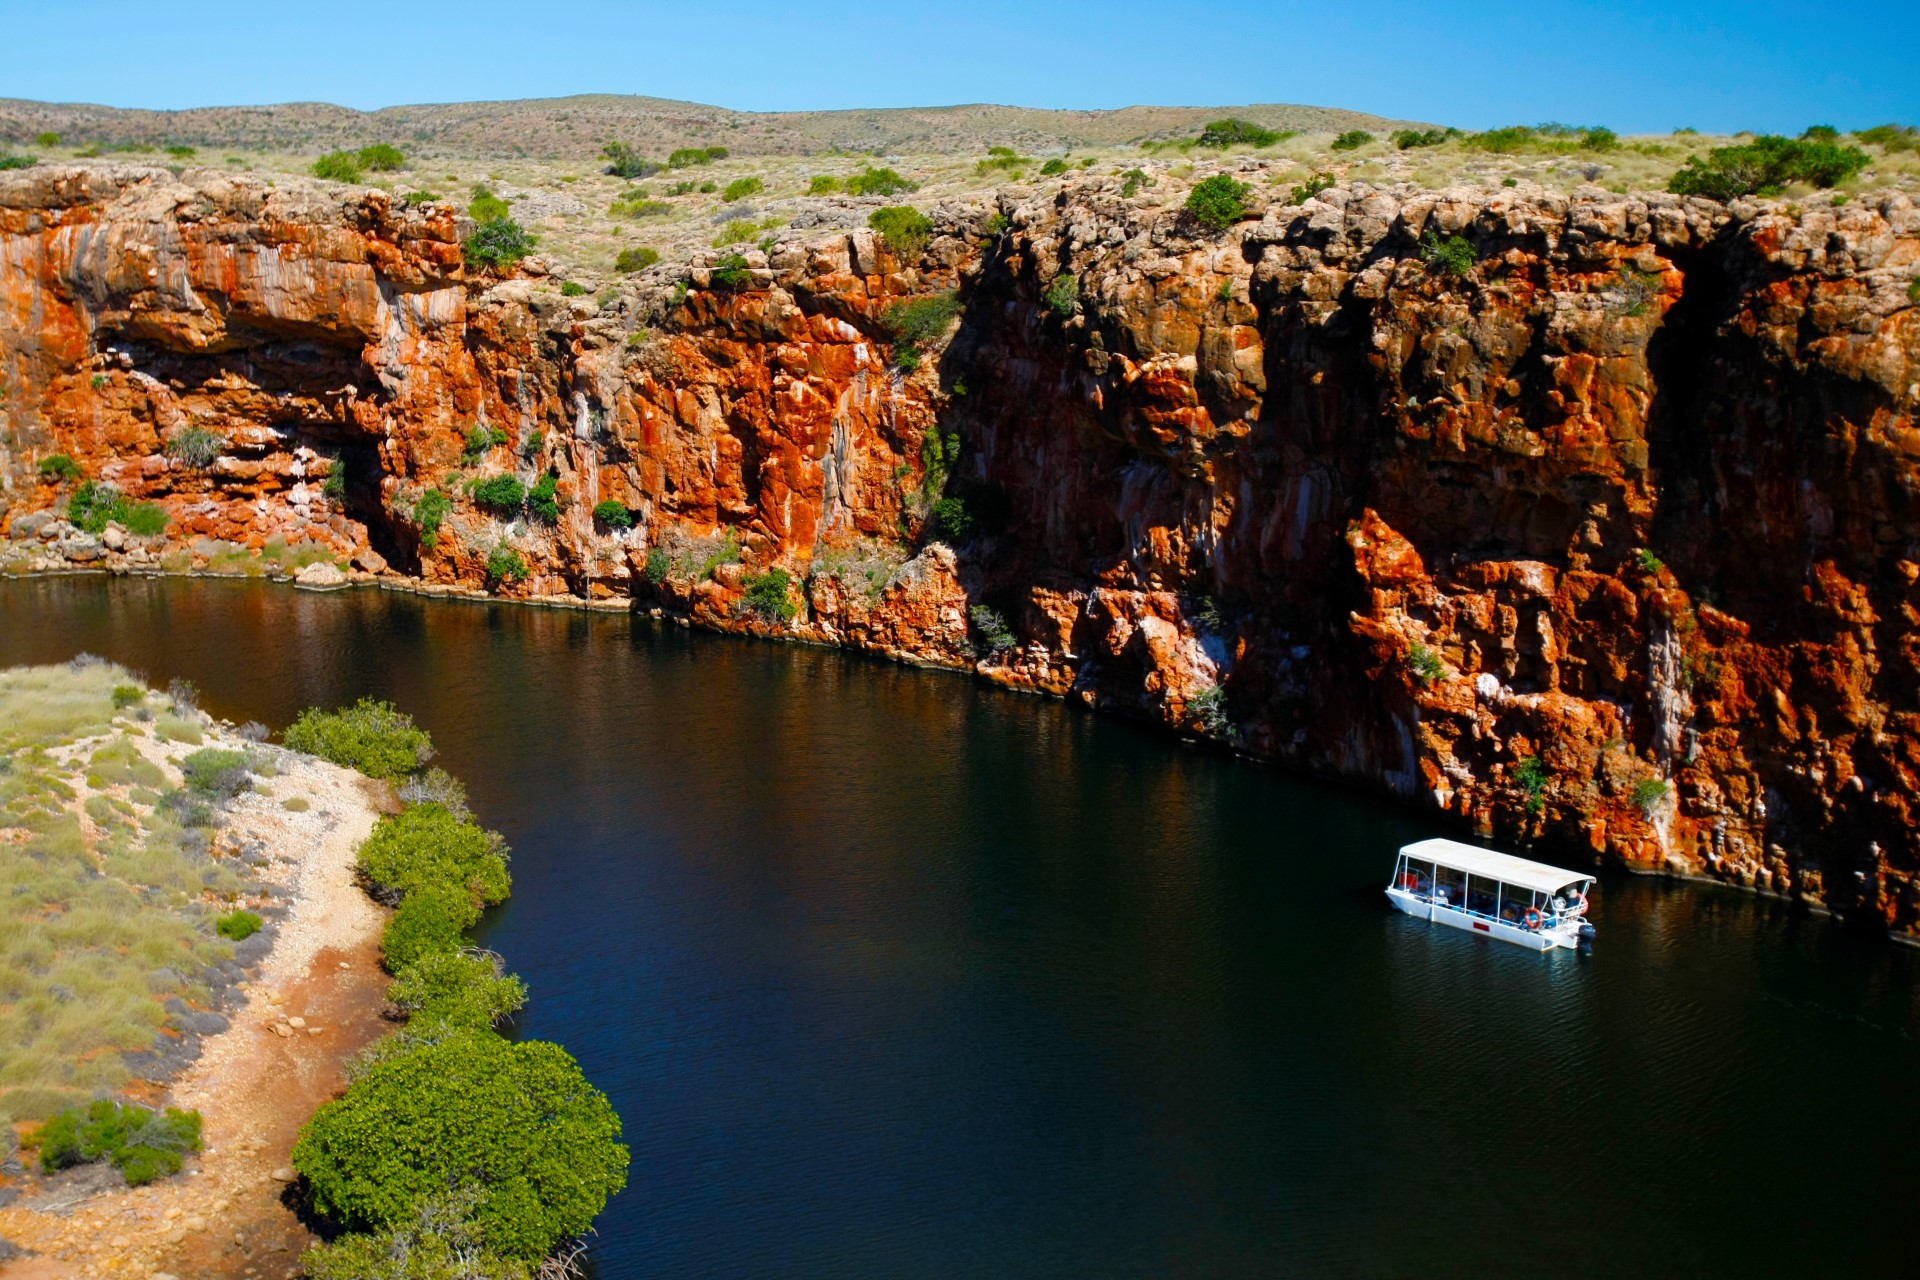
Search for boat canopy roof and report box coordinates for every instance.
[1398,838,1593,895]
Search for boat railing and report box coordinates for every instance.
[1393,883,1584,934]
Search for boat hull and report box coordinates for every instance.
[1386,888,1581,951]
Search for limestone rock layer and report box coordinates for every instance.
[4,164,1918,932]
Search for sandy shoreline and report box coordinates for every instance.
[0,739,390,1280]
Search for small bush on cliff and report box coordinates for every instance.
[1855,123,1917,152]
[1197,119,1285,149]
[1631,777,1669,816]
[292,1028,628,1263]
[1120,168,1152,197]
[592,499,634,529]
[1044,271,1080,317]
[741,568,798,623]
[464,218,536,270]
[1407,642,1447,685]
[1288,172,1334,205]
[468,474,526,514]
[643,546,671,584]
[1515,755,1549,816]
[216,908,263,941]
[121,501,167,536]
[284,697,434,781]
[387,949,527,1031]
[357,144,406,172]
[311,151,364,183]
[885,291,962,366]
[411,488,452,549]
[181,746,250,800]
[528,472,562,523]
[38,454,82,481]
[1189,684,1229,734]
[1668,135,1869,200]
[721,176,764,202]
[462,424,509,461]
[68,481,129,533]
[846,167,918,197]
[0,152,36,171]
[38,1100,202,1187]
[1331,130,1374,152]
[1419,231,1476,277]
[969,605,1016,655]
[1039,158,1069,176]
[807,174,843,194]
[164,426,224,470]
[1184,174,1252,230]
[601,142,659,179]
[709,253,754,290]
[615,245,660,273]
[976,146,1029,175]
[485,545,530,588]
[930,495,973,538]
[869,206,934,257]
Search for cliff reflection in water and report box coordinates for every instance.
[2,575,1915,1278]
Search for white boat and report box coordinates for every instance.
[1386,838,1596,952]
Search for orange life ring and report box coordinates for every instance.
[1524,908,1543,930]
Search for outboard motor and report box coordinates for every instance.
[1577,921,1597,952]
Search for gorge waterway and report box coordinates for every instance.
[3,576,1915,1277]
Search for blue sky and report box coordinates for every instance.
[0,0,1911,134]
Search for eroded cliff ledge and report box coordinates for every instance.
[4,165,1918,932]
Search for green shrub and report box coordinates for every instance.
[468,186,510,223]
[180,746,249,798]
[1184,174,1252,230]
[1044,271,1079,317]
[484,545,529,588]
[976,147,1029,175]
[1581,127,1618,151]
[698,180,717,193]
[1197,119,1285,149]
[807,174,842,194]
[1331,130,1374,151]
[869,206,934,257]
[402,190,440,204]
[712,218,757,246]
[1630,777,1669,815]
[610,195,673,218]
[412,488,452,548]
[464,218,535,270]
[709,252,753,290]
[1515,755,1549,815]
[559,281,586,297]
[1189,683,1228,733]
[1668,135,1869,200]
[666,147,713,169]
[216,908,263,941]
[0,152,36,171]
[292,1028,628,1262]
[302,1192,524,1280]
[359,803,510,907]
[721,176,764,202]
[527,472,561,522]
[382,884,480,971]
[600,142,658,179]
[37,453,82,481]
[741,568,798,622]
[389,949,529,1030]
[643,546,671,583]
[592,499,634,529]
[930,495,972,538]
[885,291,963,361]
[1392,128,1453,150]
[68,481,129,533]
[357,144,406,172]
[1120,168,1152,197]
[38,1101,202,1187]
[1039,158,1068,176]
[846,167,917,197]
[1408,642,1447,684]
[969,604,1015,653]
[615,245,660,273]
[34,131,60,147]
[283,697,434,781]
[311,152,363,182]
[1289,171,1335,204]
[1636,547,1666,575]
[1801,124,1839,143]
[111,683,145,709]
[461,424,508,462]
[164,426,224,469]
[1419,230,1476,277]
[467,474,525,513]
[1855,123,1917,152]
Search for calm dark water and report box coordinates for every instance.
[4,576,1916,1277]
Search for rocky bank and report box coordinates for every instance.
[2,163,1917,933]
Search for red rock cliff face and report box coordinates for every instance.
[4,165,1918,933]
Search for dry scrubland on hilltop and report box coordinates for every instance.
[0,98,1918,944]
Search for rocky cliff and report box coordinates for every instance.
[4,164,1917,933]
